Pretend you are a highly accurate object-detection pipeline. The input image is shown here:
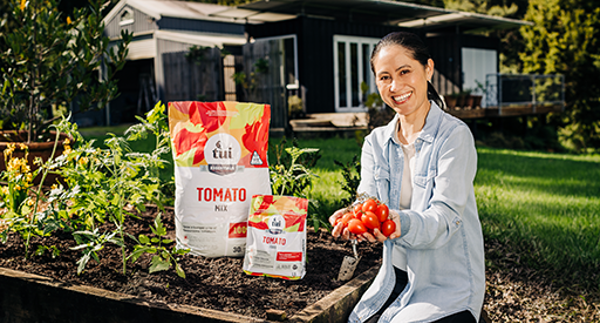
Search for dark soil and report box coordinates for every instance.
[1,206,598,322]
[0,206,382,320]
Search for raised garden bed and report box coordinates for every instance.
[0,206,382,322]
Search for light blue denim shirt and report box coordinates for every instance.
[349,102,485,323]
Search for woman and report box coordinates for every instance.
[329,31,485,323]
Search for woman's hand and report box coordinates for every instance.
[329,208,352,240]
[329,208,402,243]
[363,209,401,243]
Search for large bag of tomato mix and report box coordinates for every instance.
[243,195,308,280]
[168,101,272,257]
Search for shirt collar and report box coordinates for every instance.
[383,100,442,144]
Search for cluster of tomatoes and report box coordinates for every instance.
[334,198,396,238]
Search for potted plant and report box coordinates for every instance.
[457,89,472,109]
[0,0,131,182]
[462,89,475,110]
[470,80,489,109]
[443,92,460,110]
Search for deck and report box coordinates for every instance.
[288,103,565,137]
[445,103,565,119]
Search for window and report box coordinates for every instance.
[333,35,380,111]
[461,47,497,107]
[223,54,237,102]
[119,9,134,26]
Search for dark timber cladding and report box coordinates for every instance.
[426,33,500,96]
[246,17,413,114]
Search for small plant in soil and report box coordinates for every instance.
[127,213,189,278]
[334,154,361,207]
[269,139,328,230]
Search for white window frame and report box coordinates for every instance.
[252,34,299,88]
[333,35,380,112]
[461,47,497,108]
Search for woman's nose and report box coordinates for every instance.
[389,78,400,92]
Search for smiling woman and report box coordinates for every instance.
[328,31,485,323]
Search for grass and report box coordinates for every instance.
[80,126,600,288]
[475,148,600,287]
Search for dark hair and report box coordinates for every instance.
[370,31,444,109]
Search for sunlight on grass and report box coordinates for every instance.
[310,169,348,216]
[475,147,600,273]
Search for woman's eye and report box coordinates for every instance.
[399,69,410,75]
[379,75,390,81]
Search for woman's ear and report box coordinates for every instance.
[426,58,435,81]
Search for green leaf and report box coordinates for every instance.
[149,255,171,273]
[76,254,91,275]
[175,263,186,279]
[313,217,320,232]
[139,234,150,244]
[34,245,46,257]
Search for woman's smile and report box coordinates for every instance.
[392,91,412,104]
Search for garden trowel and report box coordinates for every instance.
[337,240,360,281]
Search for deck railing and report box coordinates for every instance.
[484,73,565,116]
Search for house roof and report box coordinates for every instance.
[155,30,247,47]
[103,0,294,25]
[210,0,532,32]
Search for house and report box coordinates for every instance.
[91,0,292,126]
[209,0,563,132]
[98,0,563,133]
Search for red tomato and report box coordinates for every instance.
[362,199,377,213]
[376,204,389,223]
[361,211,380,230]
[347,219,367,235]
[353,203,363,216]
[381,219,396,237]
[340,212,355,227]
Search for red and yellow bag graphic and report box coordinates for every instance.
[169,101,272,257]
[243,195,308,280]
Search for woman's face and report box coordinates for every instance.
[373,44,434,118]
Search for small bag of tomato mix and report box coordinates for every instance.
[243,195,308,280]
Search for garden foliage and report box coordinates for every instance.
[0,0,131,142]
[0,102,188,277]
[0,103,332,278]
[520,0,600,152]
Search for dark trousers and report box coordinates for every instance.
[364,267,476,323]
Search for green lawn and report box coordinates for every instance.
[80,127,600,287]
[475,148,600,282]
